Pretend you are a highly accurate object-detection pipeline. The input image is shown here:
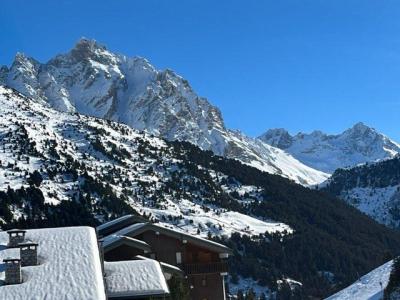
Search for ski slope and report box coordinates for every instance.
[326,260,393,300]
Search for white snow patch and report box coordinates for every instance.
[104,260,169,298]
[325,260,393,300]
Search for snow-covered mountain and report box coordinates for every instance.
[0,38,327,185]
[322,155,400,228]
[259,123,400,174]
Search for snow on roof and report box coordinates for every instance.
[102,234,151,252]
[110,222,232,254]
[152,224,233,254]
[325,260,393,300]
[135,255,183,275]
[0,227,106,300]
[109,222,147,238]
[97,215,134,231]
[104,260,169,298]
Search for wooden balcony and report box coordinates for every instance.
[183,262,228,275]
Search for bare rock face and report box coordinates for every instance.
[1,38,328,185]
[259,128,293,149]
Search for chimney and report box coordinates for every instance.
[19,242,38,266]
[7,229,26,247]
[3,258,22,285]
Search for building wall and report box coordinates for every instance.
[188,273,225,300]
[104,230,227,300]
[137,231,226,300]
[136,232,184,265]
[185,243,220,264]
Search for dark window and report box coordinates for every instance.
[201,276,207,287]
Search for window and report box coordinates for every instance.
[201,276,207,287]
[150,253,156,259]
[176,252,182,264]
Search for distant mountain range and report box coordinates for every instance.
[259,123,400,174]
[259,125,400,229]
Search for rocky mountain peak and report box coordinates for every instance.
[259,123,400,173]
[258,128,293,149]
[48,38,118,68]
[11,52,39,71]
[70,38,108,60]
[0,66,9,83]
[346,121,374,134]
[345,122,384,141]
[309,130,325,137]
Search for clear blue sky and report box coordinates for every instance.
[1,0,400,140]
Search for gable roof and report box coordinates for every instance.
[97,215,147,238]
[0,227,106,300]
[103,221,232,255]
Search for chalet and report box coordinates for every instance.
[0,226,170,300]
[98,215,233,300]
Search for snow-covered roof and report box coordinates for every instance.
[109,221,232,254]
[104,260,169,299]
[325,260,393,300]
[97,215,134,231]
[97,215,147,237]
[0,227,106,300]
[135,255,183,276]
[102,234,151,253]
[107,222,148,238]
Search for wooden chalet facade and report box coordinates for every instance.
[98,216,233,300]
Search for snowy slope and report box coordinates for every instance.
[322,156,400,228]
[0,38,327,185]
[259,123,400,174]
[325,260,393,300]
[0,85,292,238]
[336,185,400,228]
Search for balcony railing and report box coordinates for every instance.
[183,262,228,275]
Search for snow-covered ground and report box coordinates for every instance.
[0,227,106,300]
[340,186,400,228]
[0,86,293,239]
[325,260,393,300]
[139,198,293,238]
[228,276,272,298]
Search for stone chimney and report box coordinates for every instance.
[3,258,22,285]
[19,242,38,266]
[7,229,26,247]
